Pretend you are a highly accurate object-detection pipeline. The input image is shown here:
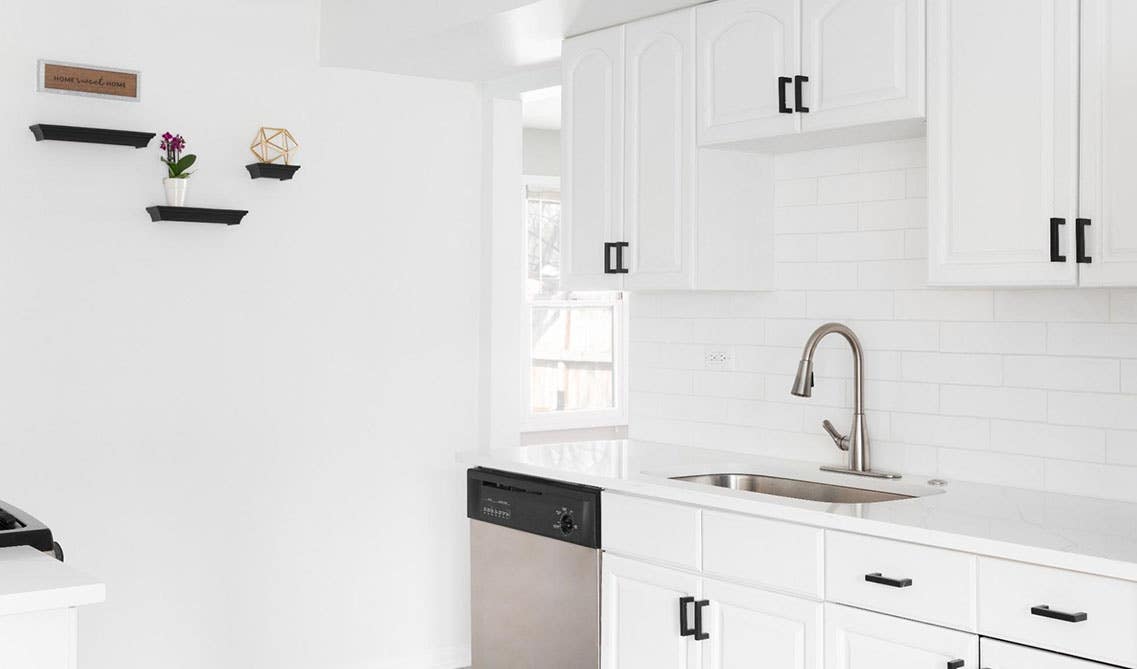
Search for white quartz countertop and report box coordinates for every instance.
[459,439,1137,583]
[0,546,104,617]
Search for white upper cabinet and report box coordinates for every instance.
[624,9,696,290]
[561,7,775,293]
[800,0,925,132]
[824,604,978,669]
[1078,0,1137,286]
[927,0,1080,287]
[696,0,800,144]
[697,0,924,149]
[562,25,626,291]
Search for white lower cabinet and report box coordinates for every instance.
[824,603,978,669]
[602,554,699,669]
[980,638,1113,669]
[601,554,823,669]
[702,577,823,669]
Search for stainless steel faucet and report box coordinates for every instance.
[790,322,900,480]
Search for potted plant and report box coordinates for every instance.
[159,132,196,206]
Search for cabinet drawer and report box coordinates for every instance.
[602,492,699,569]
[702,509,823,598]
[978,557,1137,668]
[981,637,1113,669]
[825,531,976,631]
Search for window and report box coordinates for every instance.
[522,177,626,431]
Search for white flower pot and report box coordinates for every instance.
[164,178,189,206]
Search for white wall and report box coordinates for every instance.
[630,138,1137,503]
[523,128,560,177]
[0,2,480,668]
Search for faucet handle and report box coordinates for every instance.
[822,420,851,451]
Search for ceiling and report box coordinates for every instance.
[319,0,705,82]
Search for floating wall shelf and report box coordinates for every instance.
[146,206,248,226]
[30,124,155,148]
[246,163,301,180]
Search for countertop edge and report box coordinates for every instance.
[459,451,1137,584]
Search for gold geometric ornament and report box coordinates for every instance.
[249,127,299,165]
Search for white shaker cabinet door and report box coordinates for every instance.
[927,0,1079,287]
[602,554,700,669]
[1079,0,1137,286]
[701,577,823,669]
[697,0,799,145]
[562,25,626,290]
[624,8,696,290]
[824,604,978,669]
[799,0,925,132]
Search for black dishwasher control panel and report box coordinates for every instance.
[467,468,601,549]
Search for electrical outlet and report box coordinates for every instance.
[704,347,735,371]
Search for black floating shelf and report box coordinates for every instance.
[146,206,248,226]
[246,163,301,180]
[30,124,155,149]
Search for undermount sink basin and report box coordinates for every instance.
[671,473,913,504]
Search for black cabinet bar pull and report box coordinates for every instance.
[1031,605,1088,623]
[603,242,629,274]
[1076,218,1092,263]
[1050,218,1066,262]
[778,77,793,114]
[865,572,913,588]
[794,75,810,112]
[679,596,696,637]
[947,660,965,669]
[694,599,710,641]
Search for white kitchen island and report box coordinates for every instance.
[0,546,104,669]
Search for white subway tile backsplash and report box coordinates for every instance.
[994,289,1110,322]
[859,198,926,231]
[940,385,1046,421]
[817,231,906,262]
[940,322,1047,354]
[775,178,819,206]
[776,204,859,234]
[807,291,894,319]
[1048,323,1137,358]
[989,419,1106,462]
[901,352,1002,386]
[1003,355,1120,392]
[627,138,1137,503]
[894,290,993,321]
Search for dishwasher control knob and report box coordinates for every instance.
[558,513,576,535]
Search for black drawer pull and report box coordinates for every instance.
[778,77,792,114]
[865,572,913,588]
[1076,218,1092,263]
[1050,217,1066,262]
[947,660,965,669]
[679,596,695,637]
[694,599,710,641]
[603,241,629,274]
[1032,605,1088,623]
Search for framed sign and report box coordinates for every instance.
[37,60,140,102]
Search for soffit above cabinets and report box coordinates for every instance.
[318,0,705,81]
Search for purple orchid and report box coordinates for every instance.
[158,131,196,179]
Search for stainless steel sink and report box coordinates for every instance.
[671,473,913,504]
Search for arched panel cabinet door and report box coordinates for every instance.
[927,0,1079,287]
[697,0,799,145]
[561,25,626,291]
[601,555,699,669]
[799,0,925,132]
[1078,0,1137,286]
[624,8,695,290]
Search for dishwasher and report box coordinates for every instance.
[467,468,601,669]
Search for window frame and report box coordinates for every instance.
[520,175,628,433]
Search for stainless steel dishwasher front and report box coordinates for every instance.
[467,468,601,669]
